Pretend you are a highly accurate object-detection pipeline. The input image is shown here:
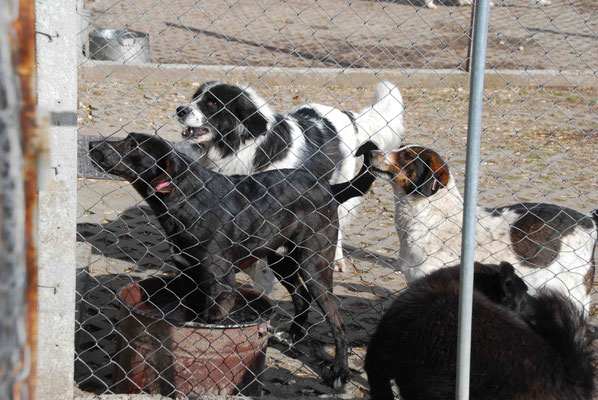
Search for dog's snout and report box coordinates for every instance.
[176,106,190,119]
[182,126,210,139]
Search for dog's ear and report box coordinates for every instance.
[396,147,450,197]
[498,261,529,312]
[234,89,270,137]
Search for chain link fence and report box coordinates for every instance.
[73,0,597,398]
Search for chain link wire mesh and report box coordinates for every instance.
[0,1,30,398]
[74,0,597,398]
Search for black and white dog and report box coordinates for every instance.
[89,133,377,388]
[368,145,598,312]
[175,81,405,280]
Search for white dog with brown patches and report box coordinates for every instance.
[370,145,597,312]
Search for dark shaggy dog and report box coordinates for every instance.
[89,132,377,388]
[365,262,595,400]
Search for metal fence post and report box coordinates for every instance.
[456,0,491,399]
[35,0,79,399]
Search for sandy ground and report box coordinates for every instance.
[84,0,597,70]
[78,67,598,210]
[75,63,597,398]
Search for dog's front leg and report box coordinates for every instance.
[203,261,237,322]
[205,291,236,322]
[334,196,362,272]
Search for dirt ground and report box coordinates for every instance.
[78,66,598,210]
[75,62,597,398]
[84,0,597,70]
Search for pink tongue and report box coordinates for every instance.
[154,180,171,192]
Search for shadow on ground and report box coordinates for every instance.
[75,206,401,397]
[77,205,171,271]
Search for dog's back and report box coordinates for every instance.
[364,264,594,400]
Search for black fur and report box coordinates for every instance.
[341,110,357,134]
[489,203,594,231]
[88,133,378,388]
[252,114,293,170]
[364,262,595,400]
[329,141,378,204]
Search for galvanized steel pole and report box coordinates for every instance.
[456,0,491,399]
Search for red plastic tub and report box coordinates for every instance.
[114,276,273,397]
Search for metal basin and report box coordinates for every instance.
[114,276,273,397]
[88,28,150,64]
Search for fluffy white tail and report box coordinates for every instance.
[355,81,405,151]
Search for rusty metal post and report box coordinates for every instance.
[6,0,40,398]
[0,2,26,396]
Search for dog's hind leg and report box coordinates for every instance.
[297,245,349,389]
[267,253,312,342]
[334,197,362,272]
[364,336,395,400]
[365,371,394,400]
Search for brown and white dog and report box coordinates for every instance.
[369,145,597,312]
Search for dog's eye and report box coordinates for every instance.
[206,100,218,110]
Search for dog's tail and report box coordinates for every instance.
[530,289,595,396]
[354,81,405,151]
[329,141,379,204]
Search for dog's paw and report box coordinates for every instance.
[269,330,293,347]
[334,258,355,273]
[324,364,350,390]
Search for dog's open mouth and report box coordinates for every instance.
[182,126,210,140]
